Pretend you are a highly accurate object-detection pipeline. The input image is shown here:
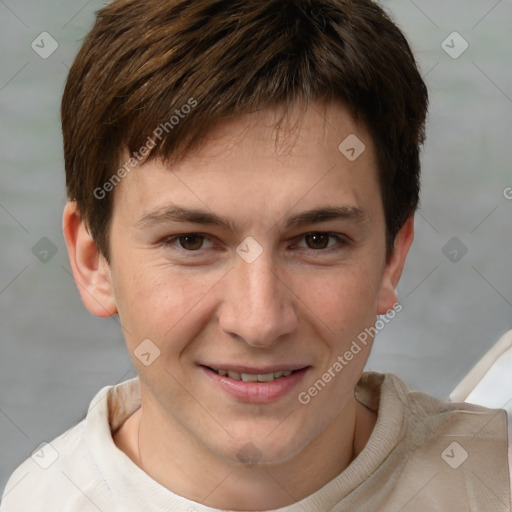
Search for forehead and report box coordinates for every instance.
[112,101,382,226]
[173,101,370,165]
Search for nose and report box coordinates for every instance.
[218,252,299,348]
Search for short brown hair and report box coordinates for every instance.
[62,0,428,261]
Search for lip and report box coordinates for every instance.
[201,363,308,374]
[200,365,310,403]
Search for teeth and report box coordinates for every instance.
[214,368,296,381]
[257,373,275,382]
[241,373,259,382]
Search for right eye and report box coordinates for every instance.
[161,233,214,252]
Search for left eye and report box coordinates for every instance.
[294,232,344,250]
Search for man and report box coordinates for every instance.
[2,0,510,510]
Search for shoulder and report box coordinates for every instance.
[371,371,509,450]
[378,372,510,509]
[0,382,118,512]
[363,370,508,423]
[1,418,110,512]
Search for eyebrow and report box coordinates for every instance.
[135,205,368,232]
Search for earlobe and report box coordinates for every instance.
[62,201,118,318]
[376,216,414,315]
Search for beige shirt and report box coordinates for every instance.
[2,371,511,511]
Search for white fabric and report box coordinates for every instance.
[450,329,512,406]
[1,371,510,511]
[449,329,512,492]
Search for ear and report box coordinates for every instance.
[62,201,118,317]
[376,216,414,315]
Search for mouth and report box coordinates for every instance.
[200,364,310,403]
[206,367,298,382]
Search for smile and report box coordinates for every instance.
[211,368,295,382]
[201,365,309,403]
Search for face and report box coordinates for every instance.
[75,101,410,465]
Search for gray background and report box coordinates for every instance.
[0,0,511,492]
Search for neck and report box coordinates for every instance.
[115,397,376,510]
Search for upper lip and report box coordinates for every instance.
[200,364,310,374]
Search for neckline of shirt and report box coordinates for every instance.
[85,371,406,511]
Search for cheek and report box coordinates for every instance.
[111,261,223,351]
[298,263,381,332]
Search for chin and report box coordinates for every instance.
[216,423,312,467]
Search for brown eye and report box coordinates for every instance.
[304,233,331,249]
[177,234,205,251]
[294,232,349,253]
[161,233,215,254]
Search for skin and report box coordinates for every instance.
[63,101,414,510]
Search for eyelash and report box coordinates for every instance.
[160,232,350,255]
